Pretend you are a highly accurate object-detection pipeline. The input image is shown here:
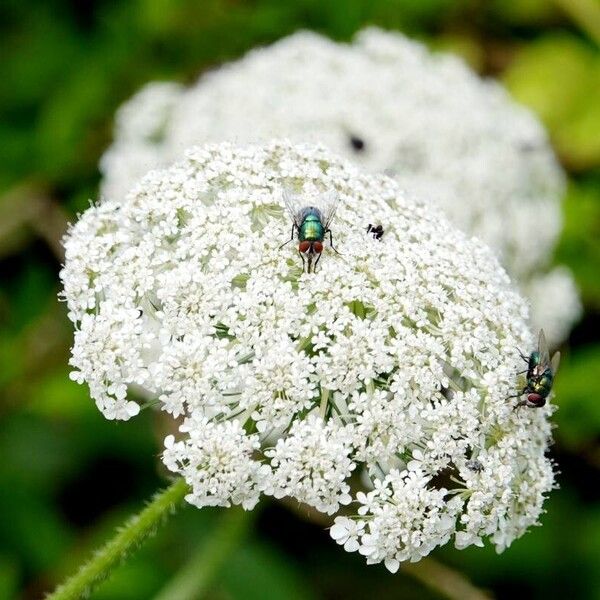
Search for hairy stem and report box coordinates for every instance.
[154,506,258,600]
[47,478,189,600]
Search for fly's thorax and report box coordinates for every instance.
[529,369,554,397]
[528,351,541,372]
[299,206,324,221]
[299,212,325,242]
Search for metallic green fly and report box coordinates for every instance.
[280,189,340,273]
[509,329,561,408]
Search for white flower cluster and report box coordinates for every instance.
[63,140,555,570]
[99,28,580,345]
[163,416,270,510]
[100,81,184,202]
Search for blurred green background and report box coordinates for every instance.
[1,1,600,598]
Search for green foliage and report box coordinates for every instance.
[557,178,600,307]
[504,34,600,170]
[488,0,560,26]
[554,347,600,449]
[1,1,599,598]
[220,542,317,600]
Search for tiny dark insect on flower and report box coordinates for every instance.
[279,189,340,273]
[466,459,484,472]
[508,329,561,408]
[349,135,366,152]
[367,224,384,240]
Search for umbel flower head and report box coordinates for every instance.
[99,28,580,346]
[63,140,555,570]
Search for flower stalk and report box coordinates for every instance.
[47,478,189,600]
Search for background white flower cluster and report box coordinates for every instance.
[100,28,580,345]
[63,141,555,570]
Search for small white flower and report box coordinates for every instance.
[99,82,184,202]
[100,29,580,344]
[330,517,365,552]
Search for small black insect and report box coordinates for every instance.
[349,135,366,152]
[466,459,484,473]
[367,224,384,240]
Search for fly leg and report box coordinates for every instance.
[279,224,297,249]
[514,350,529,375]
[506,388,526,400]
[326,229,341,254]
[306,251,315,274]
[508,387,528,410]
[299,251,306,272]
[312,251,322,273]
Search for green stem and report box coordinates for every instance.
[154,506,258,600]
[402,557,492,600]
[47,478,189,600]
[319,387,330,419]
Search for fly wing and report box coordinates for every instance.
[537,329,551,369]
[281,188,303,227]
[551,351,561,375]
[319,190,341,229]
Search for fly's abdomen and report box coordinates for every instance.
[300,215,325,242]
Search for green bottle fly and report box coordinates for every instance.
[280,190,340,273]
[509,330,560,408]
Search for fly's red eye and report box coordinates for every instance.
[527,393,545,407]
[298,241,311,253]
[313,242,323,253]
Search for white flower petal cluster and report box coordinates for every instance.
[63,140,555,570]
[266,415,356,514]
[163,416,270,510]
[100,81,184,202]
[100,28,580,344]
[349,468,464,572]
[525,267,583,347]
